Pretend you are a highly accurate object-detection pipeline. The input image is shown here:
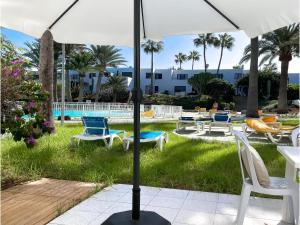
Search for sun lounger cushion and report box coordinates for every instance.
[214,113,230,122]
[241,145,270,188]
[140,131,164,139]
[246,119,279,133]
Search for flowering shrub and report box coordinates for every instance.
[1,39,53,148]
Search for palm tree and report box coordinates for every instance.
[64,44,85,101]
[23,39,61,101]
[68,51,94,102]
[141,40,164,95]
[214,33,235,74]
[174,52,187,69]
[89,45,127,102]
[193,33,216,72]
[240,24,299,113]
[187,50,201,70]
[246,37,259,117]
[104,75,127,102]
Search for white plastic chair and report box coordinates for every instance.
[233,130,296,225]
[291,127,300,147]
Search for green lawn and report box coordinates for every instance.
[1,122,287,194]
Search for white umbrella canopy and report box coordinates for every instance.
[1,0,299,46]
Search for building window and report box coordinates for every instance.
[155,73,162,79]
[89,73,96,79]
[174,86,186,93]
[146,73,162,79]
[122,72,133,78]
[146,73,151,79]
[177,74,188,80]
[154,86,159,93]
[234,73,243,81]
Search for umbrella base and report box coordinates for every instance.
[101,210,171,225]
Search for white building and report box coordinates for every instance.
[69,68,299,96]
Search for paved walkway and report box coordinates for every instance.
[48,184,289,225]
[1,178,98,225]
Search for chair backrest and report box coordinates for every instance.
[213,113,230,122]
[233,130,266,189]
[261,115,278,123]
[81,116,109,135]
[291,127,300,147]
[179,116,194,121]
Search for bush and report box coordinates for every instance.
[1,58,52,148]
[287,84,299,100]
[237,70,280,100]
[205,78,235,102]
[187,72,219,95]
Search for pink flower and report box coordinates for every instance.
[25,136,36,145]
[28,101,36,109]
[43,121,52,127]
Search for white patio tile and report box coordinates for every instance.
[141,185,161,196]
[104,184,132,193]
[87,213,111,225]
[182,199,217,213]
[213,214,236,225]
[157,188,189,199]
[148,196,185,209]
[92,190,127,202]
[118,192,155,205]
[174,210,214,225]
[50,211,99,225]
[218,194,240,204]
[216,202,238,216]
[243,217,288,225]
[246,203,282,220]
[187,191,219,202]
[71,198,114,213]
[144,206,180,223]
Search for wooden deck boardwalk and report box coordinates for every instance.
[1,178,99,225]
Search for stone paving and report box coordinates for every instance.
[48,184,290,225]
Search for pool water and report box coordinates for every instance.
[53,110,132,118]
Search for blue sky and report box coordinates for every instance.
[2,27,299,72]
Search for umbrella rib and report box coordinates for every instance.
[141,0,146,38]
[48,0,80,30]
[203,0,239,30]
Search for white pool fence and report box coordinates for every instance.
[53,102,182,119]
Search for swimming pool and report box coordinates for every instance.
[53,110,132,118]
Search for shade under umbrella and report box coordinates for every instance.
[1,0,299,224]
[1,0,299,46]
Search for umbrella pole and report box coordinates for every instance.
[102,1,170,224]
[132,0,141,220]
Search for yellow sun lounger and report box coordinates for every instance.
[243,119,296,143]
[141,109,156,118]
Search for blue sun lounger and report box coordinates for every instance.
[123,131,168,151]
[71,116,125,148]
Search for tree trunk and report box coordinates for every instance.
[39,30,54,124]
[217,46,223,75]
[150,51,154,95]
[65,69,72,101]
[113,92,117,102]
[53,68,57,101]
[277,60,289,113]
[95,73,103,102]
[179,61,182,70]
[192,59,194,70]
[203,44,207,72]
[78,74,85,102]
[246,37,259,118]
